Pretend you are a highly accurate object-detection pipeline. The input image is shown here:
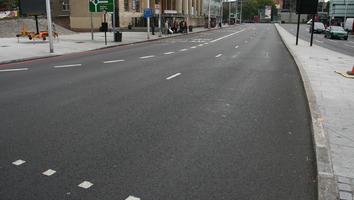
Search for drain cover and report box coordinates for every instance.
[75,41,85,44]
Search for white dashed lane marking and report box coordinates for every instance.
[344,44,354,48]
[0,68,28,73]
[54,64,82,68]
[42,169,56,176]
[210,29,245,43]
[103,59,125,64]
[12,159,26,166]
[235,45,239,49]
[78,181,93,189]
[179,49,188,51]
[164,52,175,55]
[198,44,204,47]
[190,46,197,48]
[139,55,155,59]
[166,73,181,80]
[126,196,141,200]
[216,54,222,58]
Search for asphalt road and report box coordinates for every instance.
[0,24,316,200]
[281,23,354,56]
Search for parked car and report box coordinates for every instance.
[324,26,348,40]
[344,18,354,32]
[309,22,325,33]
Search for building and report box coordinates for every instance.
[329,0,354,22]
[52,0,221,32]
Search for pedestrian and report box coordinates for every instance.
[165,21,169,35]
[151,22,155,35]
[185,21,188,33]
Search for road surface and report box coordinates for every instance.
[0,24,316,200]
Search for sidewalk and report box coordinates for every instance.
[275,24,354,200]
[0,25,230,64]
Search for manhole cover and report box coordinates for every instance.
[75,41,85,44]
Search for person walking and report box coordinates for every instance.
[164,21,169,35]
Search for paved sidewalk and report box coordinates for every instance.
[276,24,354,200]
[0,26,230,64]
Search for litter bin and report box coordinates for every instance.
[114,32,122,42]
[189,25,193,32]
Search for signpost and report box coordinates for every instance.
[144,8,153,39]
[89,0,114,12]
[89,0,115,43]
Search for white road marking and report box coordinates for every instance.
[235,45,239,49]
[215,54,222,57]
[344,44,354,48]
[12,159,26,166]
[78,181,93,189]
[0,68,28,73]
[54,64,82,68]
[126,196,141,200]
[103,59,125,64]
[190,46,197,48]
[179,49,188,51]
[198,44,204,47]
[204,42,209,44]
[210,29,245,43]
[164,52,175,55]
[166,73,181,80]
[42,169,56,176]
[139,55,155,59]
[314,40,323,43]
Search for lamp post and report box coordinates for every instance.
[45,0,54,53]
[344,0,348,23]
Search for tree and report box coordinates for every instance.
[242,0,276,20]
[0,0,18,10]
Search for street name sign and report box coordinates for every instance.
[89,0,114,13]
[144,8,153,18]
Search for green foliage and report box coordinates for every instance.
[0,0,18,10]
[242,0,276,20]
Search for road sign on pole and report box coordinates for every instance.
[144,8,153,18]
[89,0,114,13]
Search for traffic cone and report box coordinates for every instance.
[347,65,354,75]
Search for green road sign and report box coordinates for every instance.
[89,0,114,13]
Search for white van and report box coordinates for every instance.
[344,18,354,32]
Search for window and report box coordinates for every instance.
[62,0,70,11]
[124,0,129,11]
[135,0,140,12]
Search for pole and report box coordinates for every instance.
[208,0,211,28]
[113,0,116,35]
[147,0,150,40]
[228,0,230,25]
[344,0,348,23]
[104,12,107,45]
[158,1,162,37]
[240,0,242,24]
[45,0,54,53]
[187,0,189,33]
[90,12,94,40]
[220,0,223,25]
[220,0,224,24]
[35,15,39,34]
[296,14,300,45]
[310,15,315,46]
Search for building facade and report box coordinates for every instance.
[329,0,354,21]
[52,0,221,31]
